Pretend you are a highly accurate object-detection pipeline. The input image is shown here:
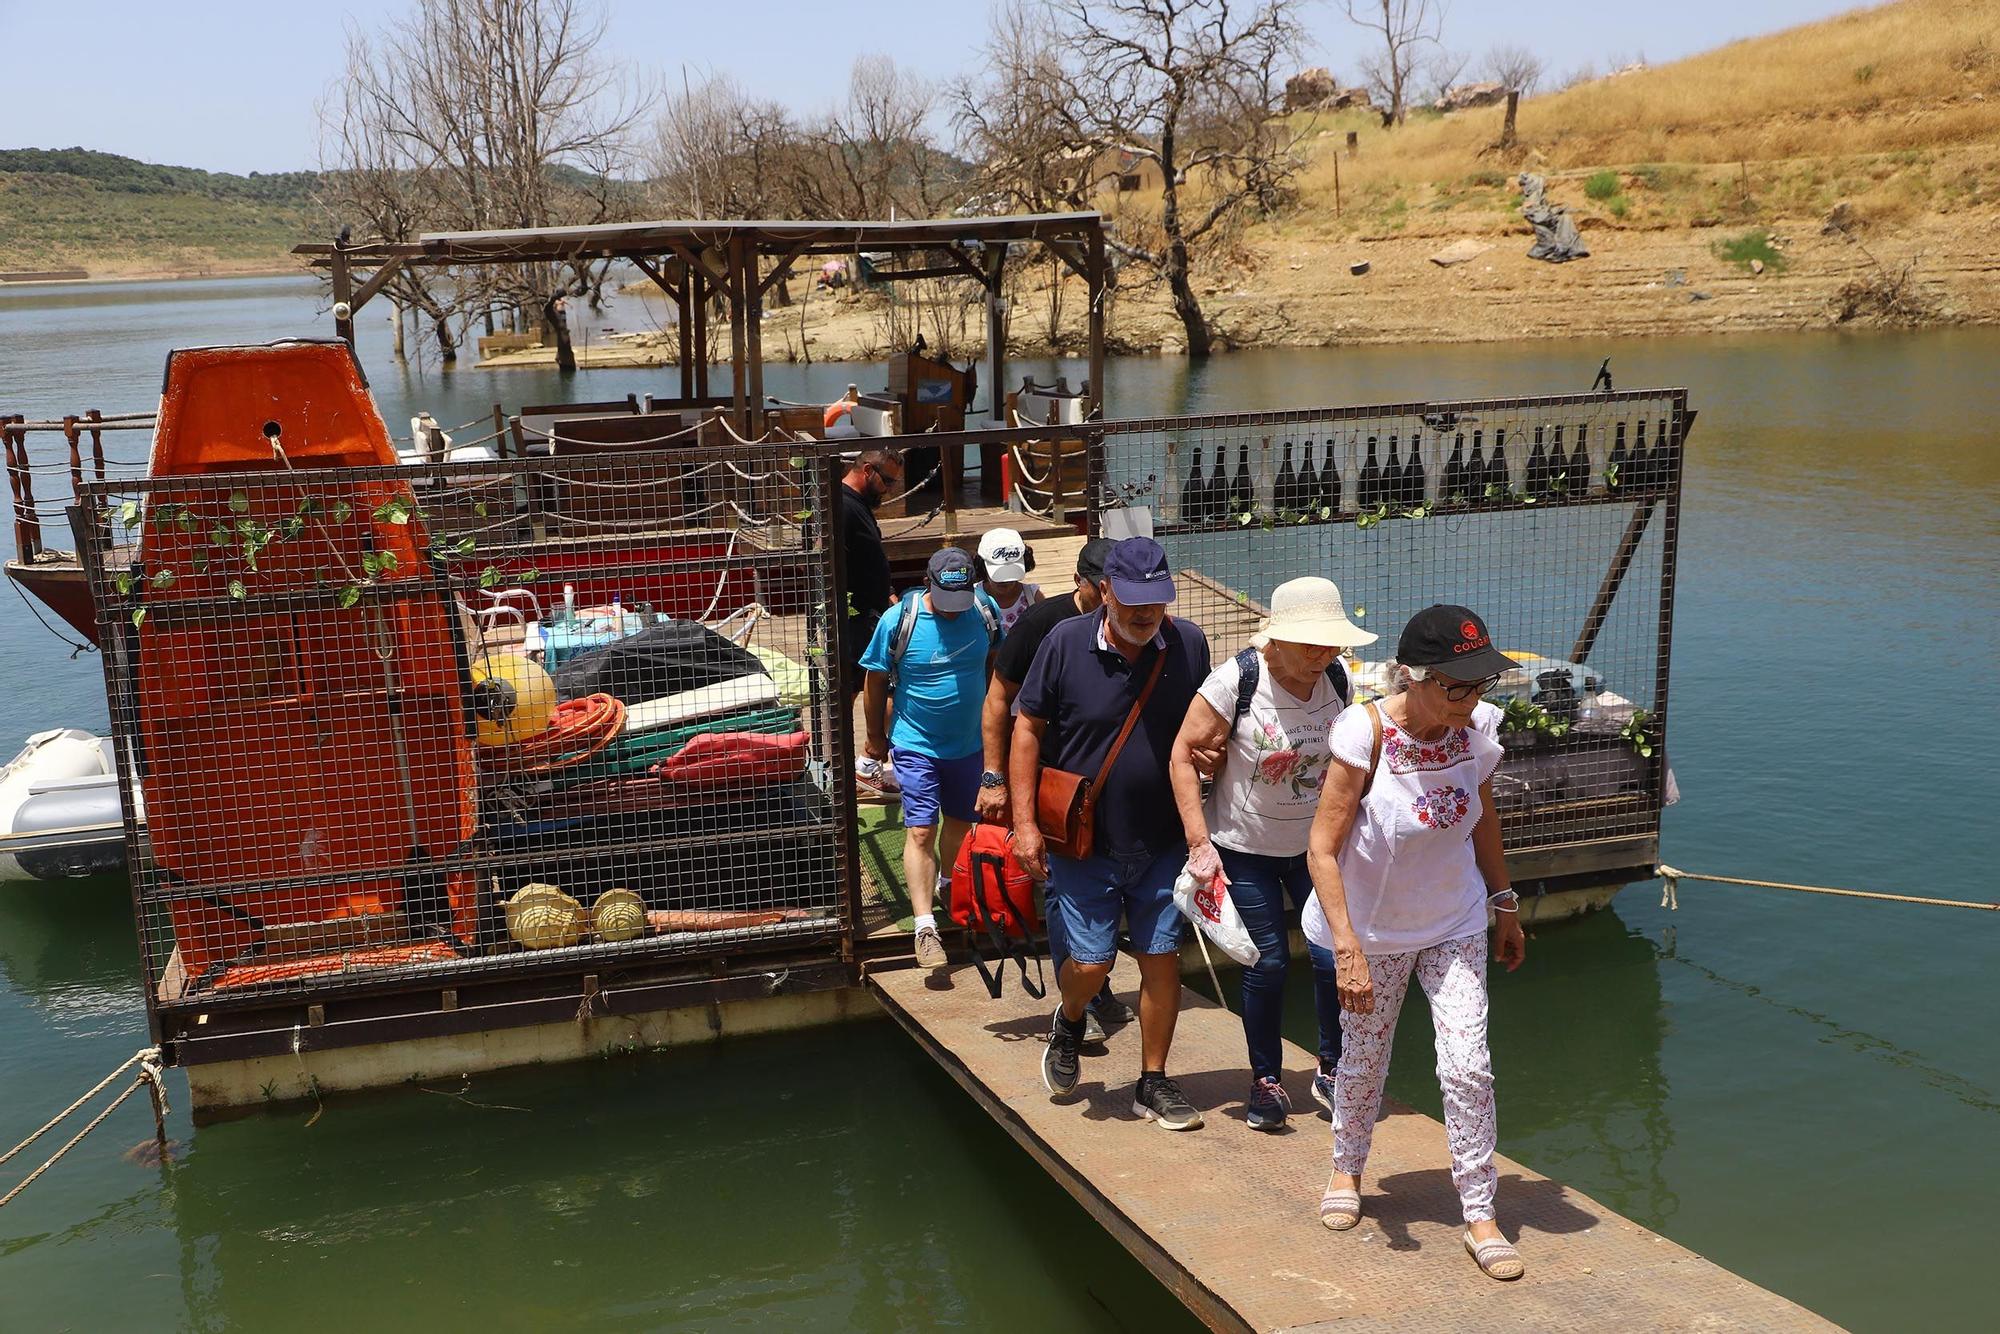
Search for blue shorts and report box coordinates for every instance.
[891,747,981,829]
[1047,848,1186,965]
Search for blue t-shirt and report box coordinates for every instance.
[859,590,1001,758]
[1016,611,1210,860]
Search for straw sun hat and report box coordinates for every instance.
[1250,577,1378,650]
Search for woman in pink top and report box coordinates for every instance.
[1303,605,1529,1281]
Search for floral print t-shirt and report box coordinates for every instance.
[1195,650,1347,858]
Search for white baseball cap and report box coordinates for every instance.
[1252,577,1378,649]
[976,527,1030,583]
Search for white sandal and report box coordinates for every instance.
[1463,1229,1525,1280]
[1319,1187,1362,1231]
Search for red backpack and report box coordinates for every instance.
[949,821,1046,1000]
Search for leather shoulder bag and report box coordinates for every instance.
[1035,648,1168,860]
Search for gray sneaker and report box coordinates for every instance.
[1042,1008,1084,1096]
[1088,988,1136,1028]
[1247,1076,1291,1131]
[1081,1008,1108,1046]
[1133,1074,1203,1131]
[913,925,948,970]
[1312,1068,1336,1116]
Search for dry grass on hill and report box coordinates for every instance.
[1281,0,2000,238]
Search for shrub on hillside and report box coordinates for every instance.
[1584,170,1622,200]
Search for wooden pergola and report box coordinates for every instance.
[295,213,1112,431]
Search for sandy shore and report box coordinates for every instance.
[478,207,2000,369]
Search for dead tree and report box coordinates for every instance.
[1340,0,1448,127]
[1021,0,1308,358]
[317,0,649,356]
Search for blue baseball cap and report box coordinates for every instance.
[926,547,977,612]
[1102,537,1176,606]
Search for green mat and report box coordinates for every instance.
[855,802,913,930]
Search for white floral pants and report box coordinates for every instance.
[1330,933,1498,1223]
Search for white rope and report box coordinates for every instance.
[1007,443,1054,486]
[0,1046,165,1212]
[697,529,741,623]
[0,1048,154,1168]
[1655,864,1996,913]
[528,417,709,449]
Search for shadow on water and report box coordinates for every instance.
[149,1022,1200,1334]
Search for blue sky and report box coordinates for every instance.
[2,0,1883,174]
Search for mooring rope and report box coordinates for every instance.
[1654,864,1997,913]
[0,1048,165,1210]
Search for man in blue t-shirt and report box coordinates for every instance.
[1011,537,1210,1132]
[860,547,1001,970]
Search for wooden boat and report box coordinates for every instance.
[132,341,478,988]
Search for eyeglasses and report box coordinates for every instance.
[867,463,904,488]
[1429,672,1501,700]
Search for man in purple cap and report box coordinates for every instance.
[861,547,1002,970]
[1011,536,1211,1130]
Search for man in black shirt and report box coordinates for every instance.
[839,449,902,791]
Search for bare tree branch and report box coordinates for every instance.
[1339,0,1448,126]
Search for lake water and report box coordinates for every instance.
[2,275,1995,1331]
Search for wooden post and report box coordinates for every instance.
[330,246,355,350]
[1346,130,1359,156]
[691,266,712,399]
[744,248,766,433]
[985,247,1009,427]
[1569,499,1657,665]
[725,236,751,435]
[6,415,43,561]
[87,409,105,481]
[676,265,695,400]
[1085,229,1107,421]
[1334,154,1342,217]
[63,415,82,493]
[491,404,508,459]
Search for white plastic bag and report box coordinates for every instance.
[1173,865,1260,967]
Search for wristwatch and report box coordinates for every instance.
[979,770,1008,789]
[1488,889,1521,912]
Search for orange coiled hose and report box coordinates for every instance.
[210,941,461,991]
[479,693,627,776]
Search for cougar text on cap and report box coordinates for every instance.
[1102,537,1176,606]
[1395,603,1513,680]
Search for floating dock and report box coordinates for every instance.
[869,955,1838,1332]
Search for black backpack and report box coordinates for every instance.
[1229,644,1353,733]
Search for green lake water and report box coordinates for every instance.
[2,276,1995,1330]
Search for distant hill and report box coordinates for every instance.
[0,148,319,277]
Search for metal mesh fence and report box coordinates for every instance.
[76,441,855,1012]
[1097,389,1686,855]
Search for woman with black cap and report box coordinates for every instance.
[1302,605,1529,1281]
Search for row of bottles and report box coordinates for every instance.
[1172,419,1678,525]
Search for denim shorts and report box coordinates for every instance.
[890,747,981,829]
[1047,847,1186,964]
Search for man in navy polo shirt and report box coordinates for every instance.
[1011,537,1210,1130]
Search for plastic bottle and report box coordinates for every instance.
[523,619,546,664]
[563,582,577,623]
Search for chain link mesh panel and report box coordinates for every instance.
[1097,389,1686,855]
[78,440,855,1011]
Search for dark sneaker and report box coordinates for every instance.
[1312,1068,1336,1115]
[1082,1008,1108,1046]
[913,925,948,970]
[1133,1075,1203,1131]
[1088,988,1137,1028]
[1042,1008,1084,1096]
[1247,1076,1291,1131]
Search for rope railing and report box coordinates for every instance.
[1,1047,167,1212]
[1654,864,1997,913]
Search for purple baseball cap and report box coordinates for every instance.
[1102,537,1176,606]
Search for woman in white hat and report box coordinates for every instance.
[976,527,1042,634]
[1167,576,1377,1132]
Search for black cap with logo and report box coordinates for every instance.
[1397,604,1513,681]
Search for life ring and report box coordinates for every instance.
[823,400,855,430]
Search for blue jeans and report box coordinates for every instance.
[1216,845,1341,1083]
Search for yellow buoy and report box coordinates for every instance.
[592,888,647,943]
[470,649,556,746]
[503,882,585,950]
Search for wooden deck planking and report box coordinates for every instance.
[869,954,1839,1334]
